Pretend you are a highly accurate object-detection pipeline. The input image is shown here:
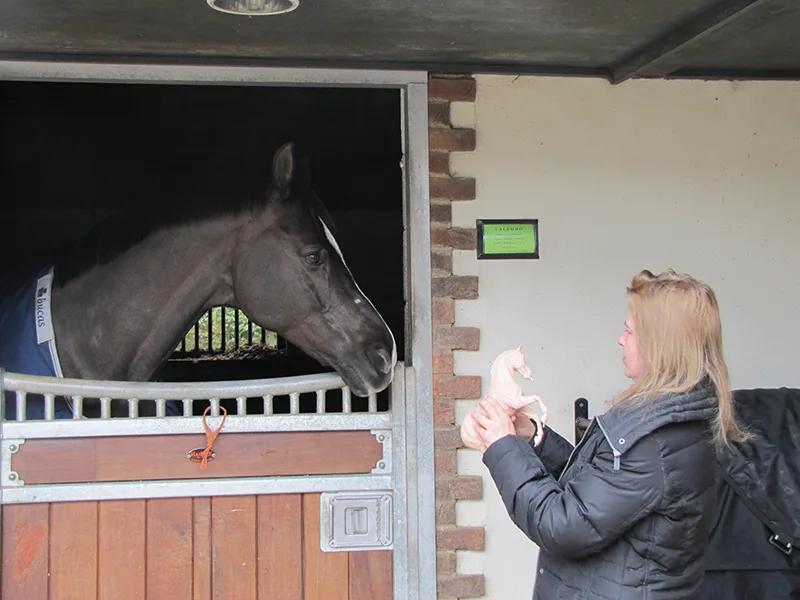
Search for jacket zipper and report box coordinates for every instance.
[595,417,622,470]
[558,419,597,483]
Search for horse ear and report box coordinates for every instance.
[271,142,295,198]
[517,345,522,351]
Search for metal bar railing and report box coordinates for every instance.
[3,371,342,411]
[0,365,396,424]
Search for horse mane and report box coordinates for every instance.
[297,159,337,237]
[51,194,250,286]
[490,348,523,375]
[52,158,334,287]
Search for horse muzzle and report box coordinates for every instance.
[366,343,394,377]
[334,342,395,397]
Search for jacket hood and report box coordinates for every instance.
[596,384,717,457]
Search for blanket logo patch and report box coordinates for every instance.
[34,271,55,345]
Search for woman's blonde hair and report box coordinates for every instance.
[613,269,746,445]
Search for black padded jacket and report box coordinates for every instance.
[700,387,800,600]
[482,386,718,599]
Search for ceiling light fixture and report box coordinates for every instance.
[207,0,299,16]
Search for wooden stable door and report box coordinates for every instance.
[2,494,393,600]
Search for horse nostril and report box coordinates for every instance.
[366,345,393,375]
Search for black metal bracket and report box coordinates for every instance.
[574,398,589,444]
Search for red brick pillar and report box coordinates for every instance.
[428,74,485,600]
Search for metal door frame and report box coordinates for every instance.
[0,60,435,600]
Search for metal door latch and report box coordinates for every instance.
[320,491,393,552]
[574,398,590,444]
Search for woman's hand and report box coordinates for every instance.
[473,399,515,453]
[511,412,538,443]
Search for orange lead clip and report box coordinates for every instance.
[188,406,228,470]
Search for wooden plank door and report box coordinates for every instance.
[2,494,393,600]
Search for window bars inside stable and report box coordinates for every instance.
[174,306,282,357]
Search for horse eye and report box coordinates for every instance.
[305,252,322,265]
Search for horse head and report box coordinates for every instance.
[230,143,397,396]
[495,346,533,381]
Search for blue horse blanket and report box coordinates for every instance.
[0,266,73,419]
[0,266,181,420]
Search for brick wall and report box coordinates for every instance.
[428,75,485,600]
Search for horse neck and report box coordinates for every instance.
[52,215,242,381]
[491,353,519,382]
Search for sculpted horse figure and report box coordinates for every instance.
[461,346,548,448]
[0,142,396,419]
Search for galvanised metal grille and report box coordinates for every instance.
[0,370,390,422]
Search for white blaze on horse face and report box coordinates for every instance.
[320,218,398,368]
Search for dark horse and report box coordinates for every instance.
[0,143,396,418]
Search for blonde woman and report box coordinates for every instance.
[473,269,745,600]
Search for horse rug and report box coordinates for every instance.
[0,266,72,419]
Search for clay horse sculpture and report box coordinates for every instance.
[460,346,548,449]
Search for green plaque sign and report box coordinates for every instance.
[476,219,539,259]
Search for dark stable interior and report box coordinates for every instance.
[0,81,405,413]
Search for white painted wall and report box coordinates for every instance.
[448,75,800,599]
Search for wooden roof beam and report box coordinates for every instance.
[609,0,779,84]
